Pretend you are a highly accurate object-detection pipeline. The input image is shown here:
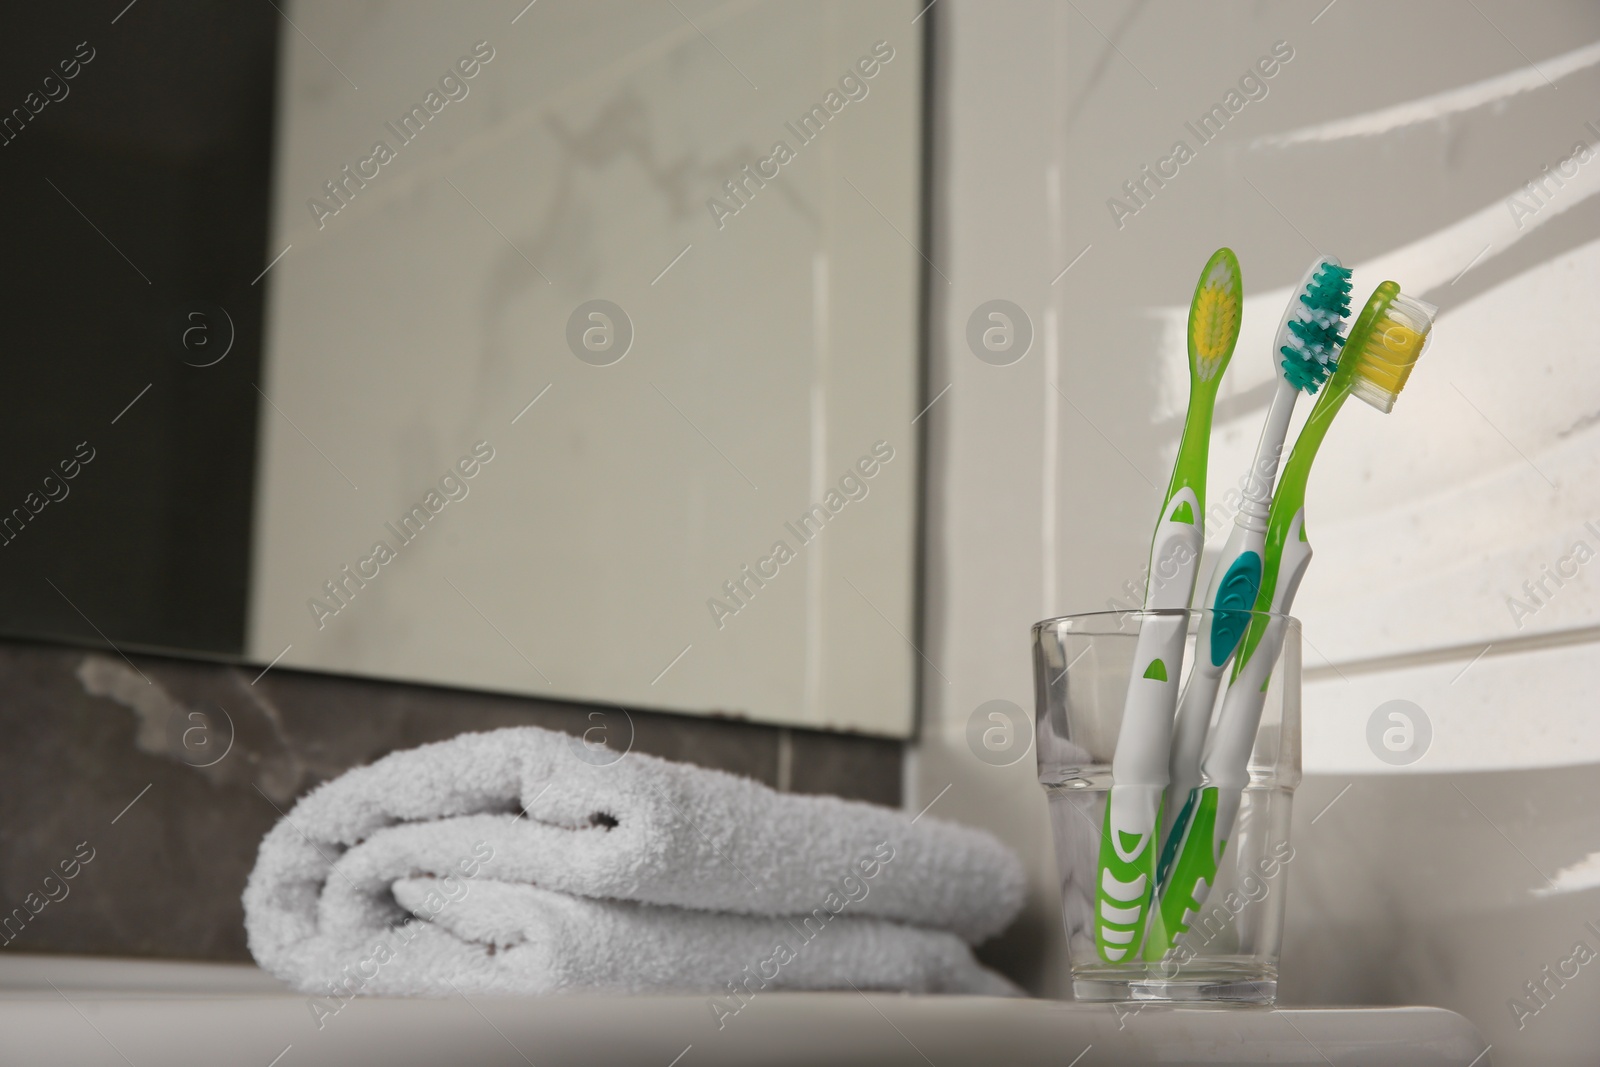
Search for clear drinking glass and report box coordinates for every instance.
[1033,609,1301,1003]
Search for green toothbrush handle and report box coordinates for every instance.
[1152,509,1311,950]
[1095,486,1203,962]
[1096,245,1238,964]
[1095,784,1164,961]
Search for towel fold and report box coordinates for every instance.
[244,726,1025,998]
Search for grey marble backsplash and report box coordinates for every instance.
[0,638,900,962]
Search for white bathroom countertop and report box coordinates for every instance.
[0,955,1489,1067]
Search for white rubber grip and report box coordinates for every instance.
[1112,486,1203,788]
[1165,522,1245,837]
[1200,508,1312,793]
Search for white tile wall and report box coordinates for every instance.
[912,3,1600,1060]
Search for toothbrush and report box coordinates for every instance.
[1152,281,1436,950]
[1093,248,1242,963]
[1156,257,1352,881]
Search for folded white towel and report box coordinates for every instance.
[244,727,1025,999]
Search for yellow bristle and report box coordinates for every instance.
[1349,294,1435,413]
[1191,279,1240,378]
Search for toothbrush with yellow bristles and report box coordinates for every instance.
[1149,281,1437,953]
[1093,248,1242,963]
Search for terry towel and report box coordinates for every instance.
[244,727,1025,997]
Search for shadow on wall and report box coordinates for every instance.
[1283,768,1600,1066]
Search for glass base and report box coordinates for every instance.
[1073,974,1277,1004]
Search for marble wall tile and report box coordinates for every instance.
[787,728,902,809]
[0,638,900,961]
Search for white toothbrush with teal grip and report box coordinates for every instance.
[1156,257,1351,878]
[1151,282,1436,951]
[1093,248,1241,963]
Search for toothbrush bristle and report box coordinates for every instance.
[1189,251,1242,381]
[1279,260,1352,394]
[1348,291,1436,413]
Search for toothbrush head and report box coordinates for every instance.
[1187,248,1243,384]
[1276,256,1352,394]
[1340,282,1438,413]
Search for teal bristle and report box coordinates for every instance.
[1280,262,1352,394]
[1300,264,1352,318]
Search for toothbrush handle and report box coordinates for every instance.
[1155,509,1312,945]
[1161,522,1263,854]
[1150,620,1282,949]
[1095,487,1202,961]
[1159,667,1221,886]
[1203,513,1311,786]
[1159,379,1292,878]
[1097,616,1184,961]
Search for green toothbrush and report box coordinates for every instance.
[1093,248,1242,963]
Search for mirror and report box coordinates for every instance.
[0,1,926,737]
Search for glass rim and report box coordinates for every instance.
[1032,608,1301,633]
